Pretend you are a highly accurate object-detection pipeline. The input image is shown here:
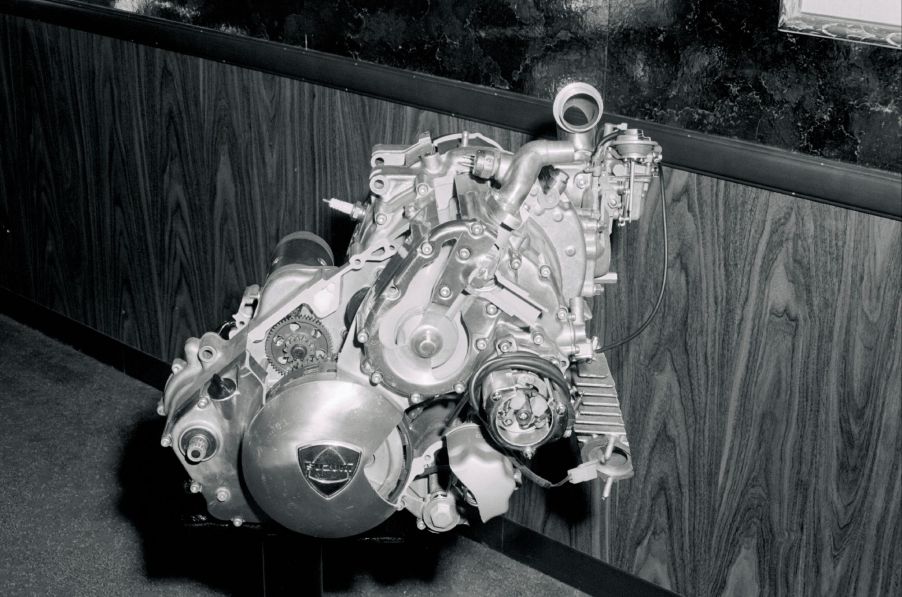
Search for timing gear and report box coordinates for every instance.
[264,311,331,374]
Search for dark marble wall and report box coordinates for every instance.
[91,0,902,172]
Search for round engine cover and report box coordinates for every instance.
[241,372,406,538]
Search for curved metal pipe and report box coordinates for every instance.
[493,140,578,215]
[553,82,604,151]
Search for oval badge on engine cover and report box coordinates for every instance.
[298,444,361,498]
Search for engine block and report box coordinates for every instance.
[159,82,662,537]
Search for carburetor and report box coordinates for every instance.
[158,82,662,538]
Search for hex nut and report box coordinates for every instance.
[430,502,456,529]
[216,488,230,502]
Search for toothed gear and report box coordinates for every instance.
[265,312,331,374]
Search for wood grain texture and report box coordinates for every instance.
[599,171,902,596]
[1,15,900,597]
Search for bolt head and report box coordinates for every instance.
[375,213,388,225]
[499,341,512,352]
[486,304,499,316]
[370,371,384,385]
[430,502,456,528]
[532,333,544,345]
[575,174,588,189]
[556,308,568,321]
[475,338,488,351]
[416,519,427,530]
[216,488,230,502]
[189,481,202,494]
[439,286,452,298]
[458,247,471,259]
[196,397,209,409]
[565,246,576,256]
[231,517,244,528]
[453,383,466,394]
[420,242,434,255]
[361,359,374,373]
[156,402,166,416]
[416,183,430,196]
[470,223,484,236]
[409,393,424,405]
[356,331,369,344]
[539,265,552,278]
[510,258,521,270]
[160,435,172,448]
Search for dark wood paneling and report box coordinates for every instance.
[1,15,900,597]
[598,171,902,596]
[0,14,529,360]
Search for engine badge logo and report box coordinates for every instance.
[297,444,362,499]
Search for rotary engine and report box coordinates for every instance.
[159,83,661,538]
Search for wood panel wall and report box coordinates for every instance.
[1,15,900,597]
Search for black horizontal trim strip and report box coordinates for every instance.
[0,287,171,389]
[465,519,681,597]
[0,287,678,596]
[2,0,900,220]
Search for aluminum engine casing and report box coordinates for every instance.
[158,82,661,538]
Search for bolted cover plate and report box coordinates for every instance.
[298,444,361,499]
